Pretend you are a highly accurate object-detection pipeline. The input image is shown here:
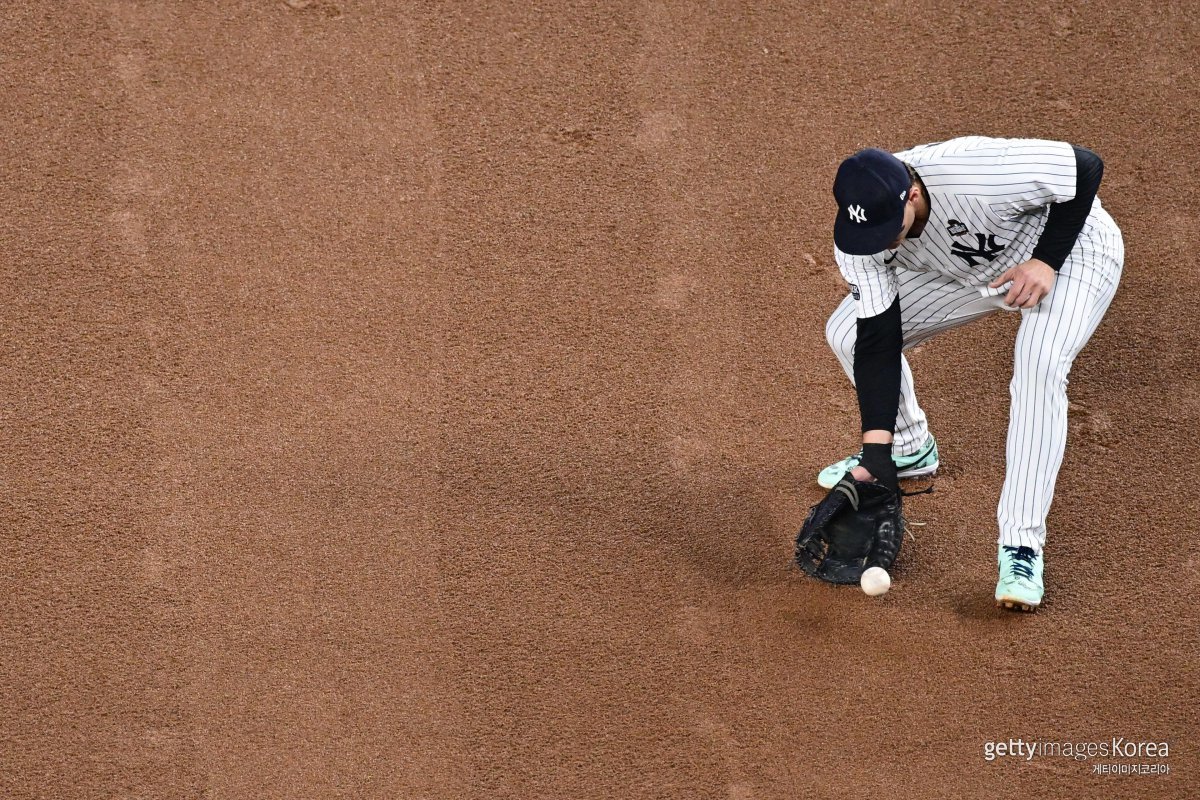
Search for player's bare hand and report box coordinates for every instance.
[989,259,1055,309]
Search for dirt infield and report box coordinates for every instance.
[4,1,1197,798]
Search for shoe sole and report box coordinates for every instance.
[995,596,1040,613]
[816,459,939,490]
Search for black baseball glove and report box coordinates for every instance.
[793,473,907,585]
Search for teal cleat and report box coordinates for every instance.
[995,545,1044,612]
[816,435,939,490]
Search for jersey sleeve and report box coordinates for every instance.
[921,137,1078,218]
[834,248,898,318]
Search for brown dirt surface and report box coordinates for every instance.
[4,1,1197,798]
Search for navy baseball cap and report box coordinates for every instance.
[832,148,912,255]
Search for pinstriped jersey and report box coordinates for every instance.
[835,136,1083,318]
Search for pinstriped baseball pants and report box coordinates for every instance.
[824,206,1123,552]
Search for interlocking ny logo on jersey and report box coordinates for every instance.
[848,204,866,223]
[950,233,1007,268]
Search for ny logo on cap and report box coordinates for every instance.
[848,204,866,223]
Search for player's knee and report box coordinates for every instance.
[1011,356,1070,396]
[825,301,856,359]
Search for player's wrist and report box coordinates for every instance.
[860,443,899,491]
[862,429,893,445]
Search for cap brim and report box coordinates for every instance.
[834,212,904,256]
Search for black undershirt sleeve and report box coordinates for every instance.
[1030,145,1104,271]
[853,296,903,434]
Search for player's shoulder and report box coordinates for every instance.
[896,136,1075,194]
[897,136,1073,168]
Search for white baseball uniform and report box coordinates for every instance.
[825,136,1123,552]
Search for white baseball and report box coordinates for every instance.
[860,566,891,597]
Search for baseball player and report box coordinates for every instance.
[822,136,1122,611]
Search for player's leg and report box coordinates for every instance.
[998,211,1124,558]
[823,269,1006,483]
[825,269,1006,447]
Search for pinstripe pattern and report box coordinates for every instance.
[825,270,1009,455]
[826,137,1123,554]
[836,137,1077,317]
[998,203,1123,551]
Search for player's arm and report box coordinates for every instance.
[989,145,1105,307]
[852,298,903,489]
[1030,145,1103,269]
[835,252,902,487]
